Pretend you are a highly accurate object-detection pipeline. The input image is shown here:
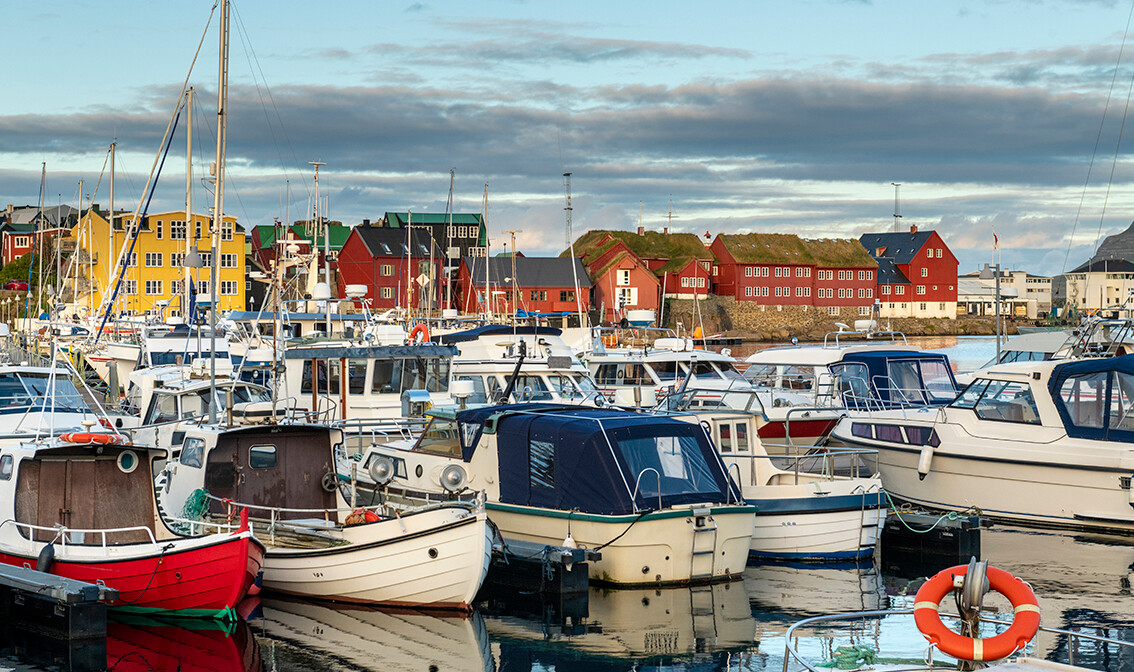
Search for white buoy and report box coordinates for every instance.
[917,444,934,480]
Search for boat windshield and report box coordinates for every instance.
[715,361,745,382]
[546,373,598,400]
[505,374,553,401]
[610,425,723,501]
[413,417,463,457]
[180,384,272,418]
[681,361,722,380]
[0,372,89,414]
[652,361,680,382]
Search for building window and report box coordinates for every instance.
[745,267,753,277]
[220,280,238,295]
[828,306,840,316]
[195,219,203,240]
[245,280,251,291]
[469,246,487,257]
[144,280,162,295]
[745,286,754,297]
[170,252,185,267]
[881,285,890,295]
[559,290,575,302]
[795,286,804,296]
[125,253,137,267]
[381,287,393,299]
[171,279,183,295]
[221,220,234,241]
[858,288,866,298]
[936,248,942,258]
[774,267,782,277]
[144,252,162,268]
[920,267,928,277]
[447,225,456,239]
[380,264,393,277]
[618,269,631,286]
[920,302,928,311]
[170,220,187,240]
[896,286,905,295]
[197,280,209,295]
[156,220,163,240]
[12,236,28,248]
[529,290,547,301]
[859,306,871,316]
[927,249,933,259]
[220,253,238,269]
[123,280,137,295]
[917,285,926,295]
[796,267,805,277]
[939,302,946,310]
[866,288,873,298]
[712,266,718,276]
[804,287,811,297]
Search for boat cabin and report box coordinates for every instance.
[829,350,959,409]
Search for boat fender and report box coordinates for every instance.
[917,445,934,480]
[36,543,54,574]
[914,564,1040,661]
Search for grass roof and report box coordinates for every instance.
[566,229,713,277]
[803,238,877,268]
[716,233,815,264]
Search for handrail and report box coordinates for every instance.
[631,467,662,513]
[201,491,478,520]
[0,518,157,548]
[782,608,1134,672]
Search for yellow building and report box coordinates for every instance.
[73,209,246,318]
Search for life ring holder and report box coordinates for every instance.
[914,564,1040,662]
[408,323,430,344]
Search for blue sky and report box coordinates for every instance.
[4,0,1134,276]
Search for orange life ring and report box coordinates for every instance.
[914,564,1040,662]
[408,323,430,344]
[59,432,123,445]
[602,333,619,347]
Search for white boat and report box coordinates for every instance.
[678,408,885,561]
[350,403,756,586]
[0,363,132,440]
[158,422,492,610]
[829,355,1134,533]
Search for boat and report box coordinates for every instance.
[828,354,1134,533]
[677,408,885,561]
[782,560,1134,671]
[0,434,263,618]
[158,422,492,610]
[351,403,756,586]
[107,615,260,671]
[0,361,133,440]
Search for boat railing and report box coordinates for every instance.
[0,519,158,549]
[631,468,663,512]
[662,384,770,417]
[782,608,1134,672]
[722,444,878,483]
[821,328,908,348]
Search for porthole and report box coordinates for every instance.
[117,450,139,474]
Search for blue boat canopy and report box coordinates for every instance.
[452,404,740,515]
[833,351,959,408]
[432,324,563,346]
[1049,355,1134,442]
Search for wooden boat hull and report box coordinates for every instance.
[747,484,885,560]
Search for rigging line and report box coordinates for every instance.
[190,92,252,230]
[1065,0,1134,272]
[231,6,292,190]
[230,2,311,198]
[1096,51,1134,252]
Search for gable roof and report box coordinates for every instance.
[1068,258,1134,274]
[714,233,816,264]
[349,226,436,258]
[803,238,877,268]
[859,230,936,265]
[566,229,713,275]
[253,223,350,251]
[462,256,591,288]
[874,258,911,285]
[6,204,79,229]
[384,212,483,227]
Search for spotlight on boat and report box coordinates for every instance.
[440,464,467,493]
[368,455,395,486]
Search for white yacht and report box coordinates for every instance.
[829,355,1134,532]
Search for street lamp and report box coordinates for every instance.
[980,262,1001,361]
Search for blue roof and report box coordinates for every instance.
[859,231,935,265]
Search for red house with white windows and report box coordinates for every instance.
[0,204,78,265]
[457,256,591,320]
[571,236,660,323]
[859,226,958,319]
[335,226,441,310]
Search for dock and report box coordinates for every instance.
[477,538,599,623]
[0,563,118,639]
[881,509,992,578]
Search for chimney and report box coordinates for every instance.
[4,205,12,216]
[362,218,370,227]
[909,224,918,234]
[637,226,645,235]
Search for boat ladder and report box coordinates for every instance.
[689,508,717,581]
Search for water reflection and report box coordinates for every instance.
[108,615,259,671]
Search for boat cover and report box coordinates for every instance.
[837,350,958,407]
[1049,355,1134,442]
[432,324,563,345]
[454,404,738,515]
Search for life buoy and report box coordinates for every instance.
[914,564,1040,662]
[408,323,430,344]
[602,333,619,347]
[59,432,123,445]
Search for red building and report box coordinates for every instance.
[572,237,660,323]
[859,227,958,319]
[250,221,351,278]
[0,204,78,265]
[570,228,714,303]
[710,233,878,317]
[336,226,441,310]
[457,256,591,320]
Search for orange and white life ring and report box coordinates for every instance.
[602,333,619,347]
[59,432,123,445]
[408,323,430,344]
[914,564,1040,662]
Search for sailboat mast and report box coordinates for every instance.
[208,0,229,424]
[185,87,194,319]
[564,172,584,328]
[107,142,115,323]
[446,170,454,311]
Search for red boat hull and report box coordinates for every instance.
[107,618,260,672]
[757,417,839,443]
[0,532,263,614]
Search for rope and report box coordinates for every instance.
[114,543,175,605]
[592,511,649,552]
[882,489,980,534]
[816,644,876,669]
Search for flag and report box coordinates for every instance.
[993,230,999,251]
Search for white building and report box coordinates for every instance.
[1062,258,1134,317]
[959,269,1051,319]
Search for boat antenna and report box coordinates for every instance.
[891,182,902,233]
[564,172,585,328]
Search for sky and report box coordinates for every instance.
[4,0,1134,277]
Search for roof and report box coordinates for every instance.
[567,230,713,274]
[714,233,816,264]
[875,258,911,285]
[1067,258,1134,274]
[384,212,484,227]
[859,230,936,265]
[253,223,350,251]
[462,256,591,288]
[350,227,437,258]
[803,238,877,268]
[6,204,78,228]
[432,325,563,345]
[0,222,36,234]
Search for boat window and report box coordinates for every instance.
[595,364,619,385]
[372,359,403,394]
[1109,372,1134,431]
[348,360,368,394]
[716,362,745,381]
[14,373,87,413]
[180,438,205,468]
[328,360,342,392]
[300,360,329,394]
[0,455,11,480]
[851,422,874,439]
[782,365,814,390]
[831,363,870,406]
[145,393,179,424]
[617,431,720,499]
[875,424,905,443]
[0,374,30,409]
[743,363,778,386]
[455,376,488,404]
[505,375,552,401]
[573,374,598,394]
[951,380,990,409]
[424,358,450,393]
[973,381,1040,423]
[919,360,958,402]
[621,364,652,386]
[249,445,276,469]
[719,423,733,452]
[1059,372,1108,429]
[547,374,578,399]
[683,361,721,379]
[529,439,555,488]
[652,361,680,382]
[414,418,462,457]
[735,422,749,452]
[887,360,928,405]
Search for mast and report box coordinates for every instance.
[108,143,115,319]
[308,161,328,335]
[482,184,490,319]
[446,170,454,310]
[563,172,584,327]
[185,87,194,318]
[208,0,229,424]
